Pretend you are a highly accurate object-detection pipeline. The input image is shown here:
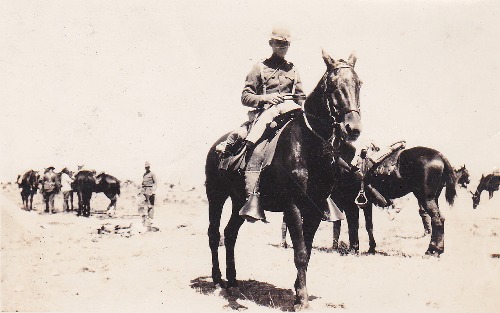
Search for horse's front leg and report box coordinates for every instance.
[362,203,376,254]
[421,199,445,255]
[21,193,27,210]
[29,193,34,211]
[224,200,245,288]
[284,204,311,310]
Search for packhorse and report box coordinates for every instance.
[206,51,362,310]
[16,170,40,211]
[72,171,121,217]
[471,172,500,209]
[332,146,457,256]
[95,172,121,214]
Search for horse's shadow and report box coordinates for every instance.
[190,276,317,311]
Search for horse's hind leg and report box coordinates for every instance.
[106,193,117,215]
[418,204,432,236]
[363,204,376,254]
[420,199,445,255]
[207,192,228,287]
[224,199,245,288]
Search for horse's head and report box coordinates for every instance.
[321,50,362,142]
[470,174,486,209]
[470,190,480,209]
[456,165,470,188]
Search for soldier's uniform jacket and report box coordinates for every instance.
[42,171,58,193]
[142,171,157,195]
[241,55,306,108]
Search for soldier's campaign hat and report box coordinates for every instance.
[145,161,151,167]
[47,166,55,170]
[270,27,291,42]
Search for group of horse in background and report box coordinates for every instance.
[16,169,121,217]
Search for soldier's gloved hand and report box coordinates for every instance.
[261,94,284,107]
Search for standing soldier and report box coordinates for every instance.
[42,166,58,213]
[140,161,157,230]
[60,167,74,212]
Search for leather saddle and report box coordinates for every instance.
[219,109,302,173]
[368,141,406,178]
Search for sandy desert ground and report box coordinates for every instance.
[1,179,499,313]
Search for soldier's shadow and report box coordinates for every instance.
[190,276,317,311]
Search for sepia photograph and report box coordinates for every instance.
[1,1,499,312]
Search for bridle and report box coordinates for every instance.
[302,62,361,144]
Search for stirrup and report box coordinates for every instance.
[355,190,368,207]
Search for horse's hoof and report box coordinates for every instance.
[280,241,288,248]
[212,273,223,286]
[367,248,376,254]
[294,299,310,311]
[424,249,442,257]
[226,286,242,298]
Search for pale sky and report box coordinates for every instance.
[1,1,499,187]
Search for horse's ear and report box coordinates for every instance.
[322,49,336,69]
[348,51,357,67]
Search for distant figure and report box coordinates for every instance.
[60,167,74,212]
[41,166,59,213]
[140,161,157,230]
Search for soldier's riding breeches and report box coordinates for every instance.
[245,100,300,144]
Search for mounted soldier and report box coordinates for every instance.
[216,27,307,222]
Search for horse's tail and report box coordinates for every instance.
[442,154,457,206]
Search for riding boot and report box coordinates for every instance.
[324,197,346,222]
[239,171,266,223]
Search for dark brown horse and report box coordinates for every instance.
[455,165,470,189]
[471,173,500,209]
[73,170,96,217]
[95,173,121,214]
[332,146,457,256]
[16,170,40,211]
[206,51,362,310]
